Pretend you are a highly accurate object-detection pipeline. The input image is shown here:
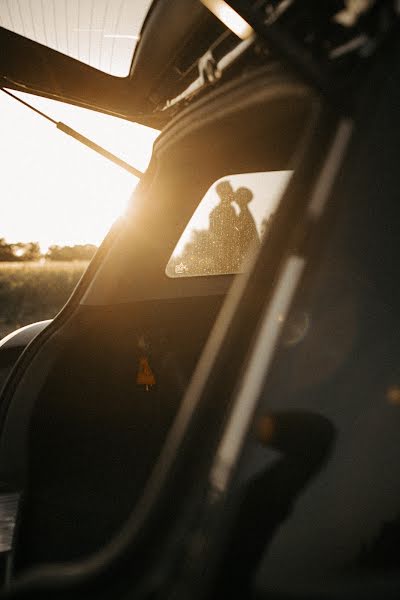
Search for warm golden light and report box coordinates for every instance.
[387,385,400,406]
[0,91,159,252]
[201,0,254,40]
[256,415,276,445]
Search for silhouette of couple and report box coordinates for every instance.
[209,180,259,271]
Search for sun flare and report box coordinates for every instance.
[0,91,159,252]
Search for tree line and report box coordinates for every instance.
[0,238,97,262]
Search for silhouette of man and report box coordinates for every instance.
[209,180,238,272]
[209,181,236,236]
[235,187,260,263]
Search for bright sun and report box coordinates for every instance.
[0,90,159,252]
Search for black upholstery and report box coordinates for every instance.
[15,295,223,571]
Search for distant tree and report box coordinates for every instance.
[26,242,41,261]
[12,242,41,261]
[46,244,97,261]
[0,239,41,261]
[0,238,16,261]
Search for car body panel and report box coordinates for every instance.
[0,321,52,393]
[0,321,52,351]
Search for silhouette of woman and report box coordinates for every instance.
[235,187,260,257]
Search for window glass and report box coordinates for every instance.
[0,0,153,77]
[166,171,292,278]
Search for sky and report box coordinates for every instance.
[0,90,159,252]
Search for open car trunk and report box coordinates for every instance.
[0,66,315,592]
[2,3,400,599]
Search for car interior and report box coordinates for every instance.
[0,2,399,599]
[0,69,315,583]
[186,34,400,600]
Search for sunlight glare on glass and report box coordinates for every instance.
[0,91,159,252]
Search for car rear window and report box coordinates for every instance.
[166,171,292,278]
[0,1,153,77]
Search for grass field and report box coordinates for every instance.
[0,261,89,340]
